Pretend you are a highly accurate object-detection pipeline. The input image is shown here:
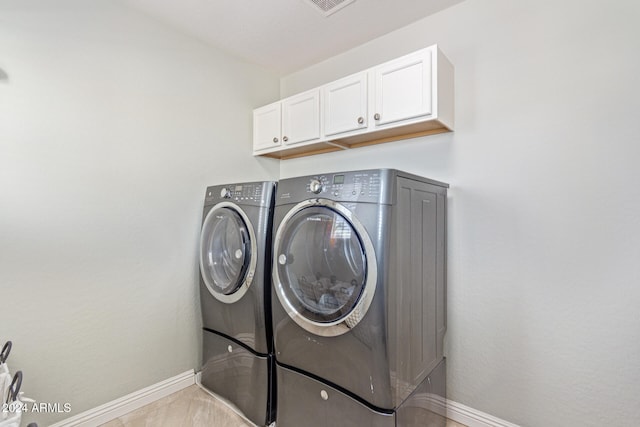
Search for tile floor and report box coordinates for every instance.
[100,385,467,427]
[100,385,252,427]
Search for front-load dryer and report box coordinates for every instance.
[271,169,448,427]
[199,181,276,426]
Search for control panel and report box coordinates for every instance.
[205,182,272,207]
[304,171,382,202]
[276,169,446,206]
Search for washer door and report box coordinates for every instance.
[273,199,377,337]
[200,202,257,303]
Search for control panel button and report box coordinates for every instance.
[220,187,231,198]
[309,179,323,194]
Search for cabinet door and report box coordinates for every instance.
[253,102,282,152]
[323,73,367,137]
[282,90,320,145]
[373,48,433,127]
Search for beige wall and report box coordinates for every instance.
[280,1,640,426]
[0,1,279,425]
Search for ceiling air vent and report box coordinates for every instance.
[302,0,356,17]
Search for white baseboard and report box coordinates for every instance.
[413,393,519,427]
[446,399,521,427]
[49,370,195,427]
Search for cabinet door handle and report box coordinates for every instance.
[273,137,279,143]
[283,136,289,142]
[357,117,364,124]
[374,113,380,120]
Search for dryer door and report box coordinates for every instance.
[273,199,377,337]
[200,202,257,303]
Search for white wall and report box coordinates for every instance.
[0,1,279,425]
[280,0,640,426]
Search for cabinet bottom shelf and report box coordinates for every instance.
[256,120,452,160]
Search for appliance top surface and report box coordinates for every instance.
[204,180,276,208]
[275,169,448,205]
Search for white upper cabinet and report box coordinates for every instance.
[253,101,282,152]
[281,89,321,146]
[373,49,432,127]
[323,72,368,137]
[253,44,454,159]
[252,89,321,153]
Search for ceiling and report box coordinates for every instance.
[122,0,464,75]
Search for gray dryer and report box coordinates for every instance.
[271,169,448,426]
[198,181,276,426]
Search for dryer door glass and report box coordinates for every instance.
[277,206,366,323]
[200,207,251,296]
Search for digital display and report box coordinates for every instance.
[235,185,243,191]
[333,175,345,185]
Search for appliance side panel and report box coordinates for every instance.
[389,181,411,405]
[436,192,447,359]
[391,177,441,407]
[417,185,439,374]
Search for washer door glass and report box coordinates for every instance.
[200,207,251,296]
[276,206,367,323]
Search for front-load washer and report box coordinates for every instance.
[199,181,276,426]
[271,169,448,426]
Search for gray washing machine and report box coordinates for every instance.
[271,169,448,426]
[199,181,276,426]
